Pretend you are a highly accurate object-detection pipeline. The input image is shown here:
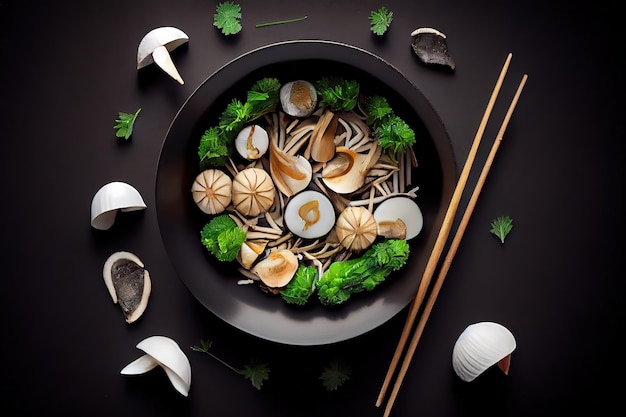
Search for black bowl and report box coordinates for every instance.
[155,40,456,346]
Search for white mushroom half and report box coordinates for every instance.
[137,27,189,85]
[452,322,517,382]
[121,335,192,397]
[90,181,147,230]
[373,197,423,239]
[251,249,299,288]
[284,190,336,239]
[235,124,269,160]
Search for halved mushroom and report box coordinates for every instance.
[373,197,423,239]
[237,239,268,269]
[137,27,189,84]
[103,251,151,324]
[251,249,299,288]
[280,80,317,118]
[232,168,276,217]
[335,206,377,252]
[191,169,232,214]
[321,146,368,194]
[284,190,336,239]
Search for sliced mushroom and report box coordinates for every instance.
[191,169,232,214]
[237,239,268,269]
[232,168,276,217]
[309,110,338,163]
[251,249,299,288]
[269,134,312,197]
[373,196,423,239]
[235,124,269,160]
[321,146,369,194]
[137,27,189,84]
[335,206,377,252]
[103,251,151,324]
[284,190,336,239]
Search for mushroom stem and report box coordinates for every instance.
[152,45,184,85]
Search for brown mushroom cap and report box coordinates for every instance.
[232,168,276,217]
[335,206,377,252]
[191,169,232,214]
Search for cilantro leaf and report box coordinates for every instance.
[114,108,141,140]
[198,127,230,168]
[316,77,360,112]
[242,361,271,390]
[214,1,242,36]
[280,265,318,305]
[320,360,351,391]
[369,6,393,36]
[192,339,270,390]
[200,215,246,261]
[490,216,513,244]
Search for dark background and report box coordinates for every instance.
[1,0,624,416]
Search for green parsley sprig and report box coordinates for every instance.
[369,6,393,36]
[365,95,416,157]
[490,215,513,244]
[114,108,141,140]
[214,1,242,35]
[200,214,247,261]
[316,77,360,112]
[192,339,270,390]
[320,359,351,391]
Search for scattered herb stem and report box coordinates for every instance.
[255,16,308,28]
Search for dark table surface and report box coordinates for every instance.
[1,0,624,416]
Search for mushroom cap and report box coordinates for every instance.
[232,168,276,217]
[137,27,189,69]
[321,147,368,194]
[373,197,423,239]
[280,80,318,118]
[191,169,233,214]
[120,335,192,397]
[235,124,269,160]
[103,251,151,324]
[335,206,377,252]
[90,182,147,230]
[251,249,299,288]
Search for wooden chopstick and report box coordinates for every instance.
[381,73,528,417]
[375,52,513,409]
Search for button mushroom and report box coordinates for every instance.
[232,168,276,217]
[191,169,233,214]
[137,27,189,85]
[335,206,377,252]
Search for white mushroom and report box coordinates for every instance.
[321,147,369,194]
[137,27,189,85]
[237,239,268,269]
[335,206,377,252]
[251,249,299,288]
[452,322,517,382]
[269,135,312,197]
[90,182,147,230]
[103,251,151,324]
[232,168,276,217]
[235,124,269,160]
[284,190,336,239]
[121,335,192,397]
[373,197,423,239]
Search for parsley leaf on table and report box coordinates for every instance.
[320,360,351,391]
[214,1,242,35]
[490,216,513,244]
[369,6,393,36]
[114,108,141,140]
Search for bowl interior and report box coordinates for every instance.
[155,40,456,346]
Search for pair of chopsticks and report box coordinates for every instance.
[375,53,528,417]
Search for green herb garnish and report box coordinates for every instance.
[320,360,351,391]
[256,16,308,28]
[365,95,416,157]
[198,77,280,168]
[192,339,270,390]
[214,1,242,35]
[200,214,247,261]
[369,6,393,36]
[280,265,318,305]
[114,108,141,140]
[316,77,360,112]
[316,239,410,305]
[490,216,513,244]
